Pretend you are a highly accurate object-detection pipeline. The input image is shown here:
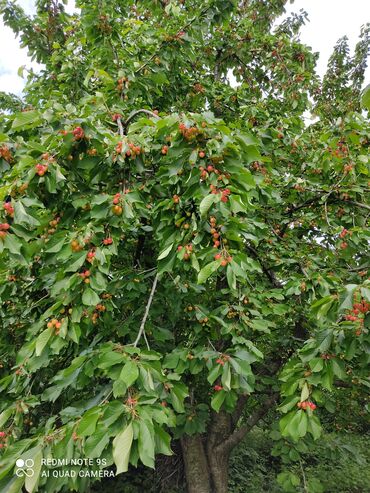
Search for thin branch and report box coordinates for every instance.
[116,117,124,138]
[344,200,370,211]
[216,393,279,454]
[133,274,159,347]
[245,244,282,288]
[124,109,159,129]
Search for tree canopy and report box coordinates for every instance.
[0,1,369,492]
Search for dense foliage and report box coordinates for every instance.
[0,1,369,492]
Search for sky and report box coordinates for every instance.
[0,0,369,96]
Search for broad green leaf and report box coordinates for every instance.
[138,420,155,468]
[113,423,134,474]
[197,260,220,284]
[25,448,43,493]
[361,83,370,110]
[12,110,41,131]
[211,390,226,412]
[35,328,53,356]
[14,202,40,228]
[300,382,310,402]
[82,288,100,306]
[199,194,218,216]
[119,360,139,387]
[84,428,110,458]
[77,407,100,437]
[157,244,173,260]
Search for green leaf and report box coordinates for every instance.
[113,423,134,474]
[12,110,41,131]
[77,407,100,437]
[35,328,53,356]
[207,365,222,385]
[158,244,173,260]
[221,363,231,391]
[309,358,324,372]
[84,428,110,458]
[211,390,226,412]
[14,202,40,228]
[25,448,43,493]
[197,260,220,284]
[138,420,155,468]
[0,407,13,427]
[199,194,218,216]
[300,382,310,402]
[297,411,308,438]
[82,288,100,306]
[4,234,21,255]
[361,83,370,110]
[307,414,322,440]
[64,251,86,272]
[119,360,139,387]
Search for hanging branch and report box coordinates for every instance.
[133,274,159,347]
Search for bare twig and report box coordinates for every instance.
[133,274,159,347]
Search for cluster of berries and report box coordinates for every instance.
[0,145,13,162]
[112,193,123,215]
[91,304,106,324]
[112,113,122,122]
[79,270,91,284]
[71,239,84,252]
[86,250,95,264]
[297,401,317,411]
[103,237,113,245]
[177,243,193,261]
[3,202,14,216]
[0,431,7,449]
[216,354,230,366]
[47,318,62,333]
[117,76,129,92]
[0,223,10,240]
[344,298,369,331]
[116,141,142,158]
[328,140,348,159]
[73,127,85,140]
[209,184,230,203]
[214,252,232,267]
[209,216,222,248]
[35,163,48,176]
[214,385,223,392]
[178,123,200,141]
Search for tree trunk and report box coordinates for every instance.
[181,435,212,493]
[181,412,231,493]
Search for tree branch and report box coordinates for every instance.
[216,393,279,454]
[124,109,160,129]
[245,244,282,288]
[133,274,159,347]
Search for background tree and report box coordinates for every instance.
[0,1,369,492]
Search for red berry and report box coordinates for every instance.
[214,385,223,391]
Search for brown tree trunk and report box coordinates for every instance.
[180,395,279,493]
[181,435,212,493]
[181,412,232,493]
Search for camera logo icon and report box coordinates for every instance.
[15,458,34,477]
